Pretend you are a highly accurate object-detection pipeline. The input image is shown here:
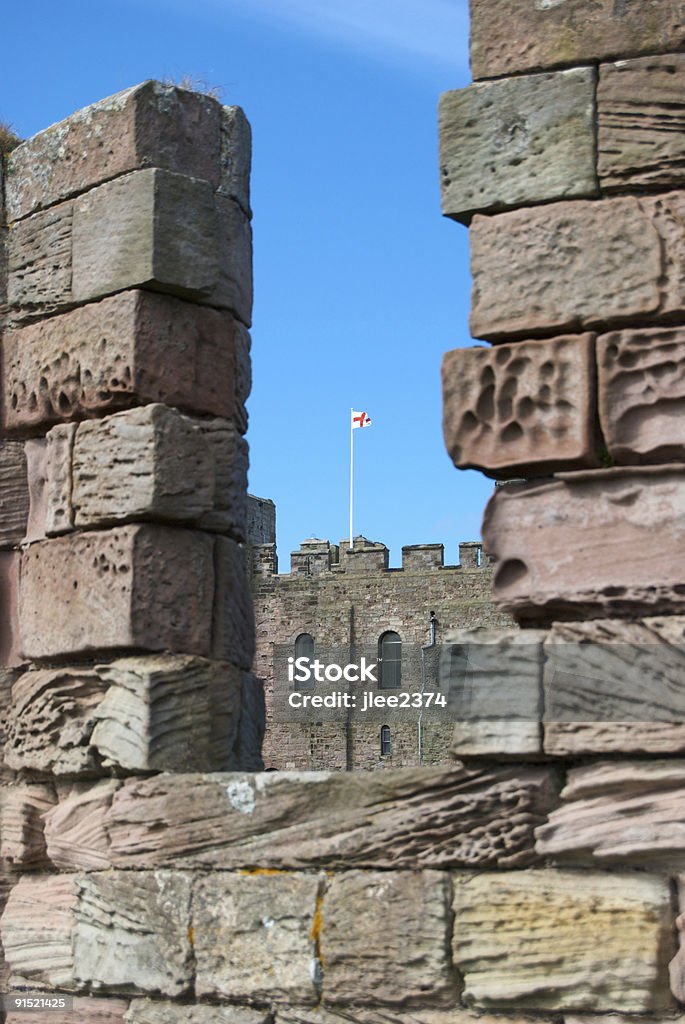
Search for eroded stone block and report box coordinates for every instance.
[536,760,685,863]
[194,872,322,1005]
[1,875,79,988]
[6,81,226,221]
[598,326,685,464]
[45,424,77,535]
[469,0,685,80]
[2,291,239,432]
[0,784,56,869]
[0,551,21,667]
[470,193,685,341]
[323,871,455,1008]
[453,870,674,1011]
[45,781,119,870]
[275,1011,554,1024]
[442,335,598,477]
[187,417,248,538]
[19,525,214,660]
[220,105,252,216]
[212,537,255,669]
[126,1002,268,1024]
[543,617,685,755]
[439,69,597,223]
[7,202,73,315]
[483,469,685,620]
[0,442,29,547]
[599,54,685,191]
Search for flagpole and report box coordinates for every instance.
[349,408,354,550]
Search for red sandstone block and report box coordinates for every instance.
[19,525,215,660]
[469,0,685,80]
[212,536,255,670]
[2,290,240,433]
[442,335,599,478]
[0,551,21,667]
[483,467,685,621]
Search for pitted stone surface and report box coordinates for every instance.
[193,872,322,1005]
[439,68,597,222]
[599,54,685,190]
[323,871,455,1008]
[536,760,685,863]
[470,193,685,341]
[181,416,249,539]
[212,537,255,669]
[5,81,225,221]
[543,617,685,755]
[483,469,685,620]
[8,202,73,315]
[442,335,598,477]
[19,525,214,660]
[597,326,685,465]
[45,424,77,535]
[2,291,239,432]
[452,870,674,1011]
[469,0,685,80]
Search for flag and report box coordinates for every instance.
[351,410,372,429]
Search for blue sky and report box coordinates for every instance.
[1,0,492,568]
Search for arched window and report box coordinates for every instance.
[294,633,315,690]
[380,725,392,756]
[378,631,401,689]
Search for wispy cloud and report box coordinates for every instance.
[191,0,470,71]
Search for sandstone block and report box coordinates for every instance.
[452,870,674,1011]
[2,290,239,433]
[1,875,79,988]
[233,320,251,435]
[24,437,49,541]
[535,760,685,863]
[126,1002,268,1024]
[212,537,255,669]
[70,405,214,528]
[439,68,597,223]
[470,193,685,342]
[71,169,251,324]
[186,417,249,539]
[599,55,685,191]
[670,876,685,1001]
[194,872,322,1005]
[45,781,119,870]
[442,335,598,478]
[5,996,129,1024]
[441,627,545,757]
[598,326,685,465]
[90,655,242,772]
[7,202,73,315]
[275,1011,554,1024]
[98,765,555,872]
[0,552,21,667]
[0,784,56,869]
[19,525,214,660]
[483,468,685,620]
[543,617,685,755]
[5,81,226,221]
[323,870,455,1007]
[0,442,29,547]
[469,0,685,80]
[45,424,77,534]
[220,105,252,216]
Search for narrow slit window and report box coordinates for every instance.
[380,725,392,756]
[294,632,315,690]
[378,631,402,689]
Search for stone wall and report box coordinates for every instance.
[251,532,509,770]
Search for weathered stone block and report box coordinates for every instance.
[597,326,685,465]
[3,293,239,433]
[536,760,685,863]
[0,442,29,547]
[194,872,322,1005]
[126,1002,268,1024]
[469,0,685,80]
[442,335,598,477]
[452,870,674,1011]
[45,781,119,870]
[187,417,249,539]
[470,193,685,341]
[212,537,255,669]
[0,551,21,667]
[275,1011,554,1024]
[599,54,685,191]
[439,69,597,223]
[90,655,242,772]
[483,469,685,621]
[220,105,252,216]
[7,202,73,315]
[5,81,226,221]
[19,525,214,659]
[70,405,214,528]
[1,875,78,988]
[543,617,685,755]
[5,996,129,1024]
[92,765,557,871]
[232,673,265,771]
[323,871,455,1007]
[441,627,545,757]
[0,784,56,869]
[71,169,251,324]
[45,424,77,534]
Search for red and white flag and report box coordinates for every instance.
[351,410,372,429]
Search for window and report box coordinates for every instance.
[378,631,402,689]
[380,725,392,756]
[294,633,315,690]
